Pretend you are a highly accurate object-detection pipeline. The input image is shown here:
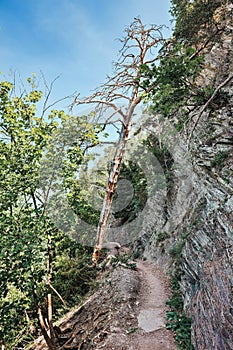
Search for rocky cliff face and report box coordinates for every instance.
[181,5,233,347]
[136,3,233,349]
[181,95,232,350]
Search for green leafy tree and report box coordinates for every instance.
[0,77,58,348]
[0,76,100,349]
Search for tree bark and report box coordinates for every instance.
[48,293,56,346]
[33,284,56,350]
[92,124,130,262]
[74,19,165,263]
[37,304,56,350]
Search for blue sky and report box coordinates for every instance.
[0,0,172,111]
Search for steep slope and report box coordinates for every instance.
[133,2,233,349]
[31,261,176,350]
[179,4,233,348]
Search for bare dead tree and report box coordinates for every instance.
[73,18,165,264]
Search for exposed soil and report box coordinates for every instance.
[32,260,177,350]
[99,260,177,350]
[127,261,177,350]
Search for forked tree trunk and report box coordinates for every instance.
[37,304,56,350]
[33,285,56,350]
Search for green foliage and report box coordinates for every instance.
[193,84,230,109]
[128,327,138,334]
[0,75,101,347]
[52,242,98,311]
[169,230,191,262]
[169,241,185,261]
[112,159,147,224]
[166,231,194,348]
[210,150,229,169]
[223,170,231,184]
[0,81,57,212]
[142,42,204,122]
[166,274,194,350]
[114,254,137,270]
[142,1,229,131]
[143,135,174,181]
[144,135,170,165]
[156,231,170,243]
[0,285,31,346]
[170,0,226,43]
[0,76,57,346]
[40,113,101,231]
[0,205,52,346]
[193,84,215,104]
[66,185,100,226]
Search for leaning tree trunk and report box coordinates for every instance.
[74,19,165,263]
[92,122,131,263]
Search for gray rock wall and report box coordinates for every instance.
[143,3,233,349]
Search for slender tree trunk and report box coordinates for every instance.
[74,19,164,263]
[37,304,56,350]
[48,294,56,346]
[92,122,131,263]
[33,285,56,350]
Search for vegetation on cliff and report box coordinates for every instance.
[0,0,232,348]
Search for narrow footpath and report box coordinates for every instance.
[127,260,177,350]
[32,260,177,349]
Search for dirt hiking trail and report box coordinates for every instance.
[92,259,177,350]
[32,260,177,349]
[127,260,177,350]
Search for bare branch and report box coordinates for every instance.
[74,96,127,120]
[73,18,164,124]
[47,282,66,306]
[40,73,60,115]
[190,27,224,60]
[39,73,75,118]
[71,19,165,263]
[188,73,233,146]
[102,110,126,127]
